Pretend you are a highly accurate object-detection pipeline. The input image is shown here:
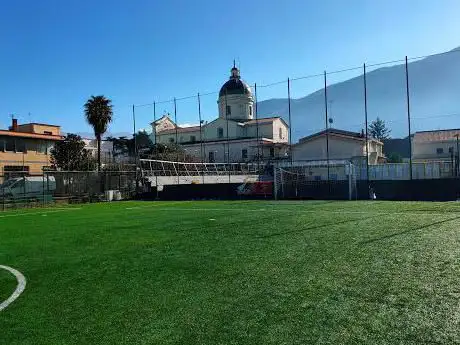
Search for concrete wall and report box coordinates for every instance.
[412,139,459,162]
[180,139,284,163]
[292,135,382,163]
[217,94,254,121]
[16,124,61,136]
[0,149,53,175]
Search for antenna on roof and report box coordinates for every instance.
[233,59,236,68]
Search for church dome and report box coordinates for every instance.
[219,66,252,97]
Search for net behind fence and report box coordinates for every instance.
[0,171,138,211]
[274,162,358,200]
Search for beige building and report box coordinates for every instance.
[0,119,63,177]
[151,66,289,162]
[291,129,384,164]
[412,129,460,162]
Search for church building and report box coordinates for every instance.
[151,66,289,163]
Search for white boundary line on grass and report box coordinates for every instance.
[0,208,81,218]
[142,207,460,217]
[0,265,26,312]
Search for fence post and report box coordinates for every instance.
[405,56,413,181]
[42,170,45,208]
[324,71,330,194]
[254,83,260,171]
[287,78,292,166]
[363,63,370,186]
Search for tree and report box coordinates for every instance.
[84,95,113,170]
[51,134,96,171]
[387,152,403,163]
[106,131,152,159]
[135,130,153,150]
[141,143,196,162]
[368,117,391,141]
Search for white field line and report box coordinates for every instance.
[0,208,81,218]
[0,265,26,312]
[142,207,460,217]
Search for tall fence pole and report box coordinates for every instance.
[224,90,230,183]
[287,78,292,165]
[364,63,370,184]
[324,71,330,184]
[254,83,260,171]
[132,104,137,159]
[456,134,460,177]
[173,97,179,184]
[198,93,205,184]
[153,101,159,198]
[132,104,138,195]
[405,56,413,181]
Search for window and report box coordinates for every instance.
[38,141,48,154]
[218,128,224,138]
[169,137,175,143]
[249,106,253,116]
[5,137,15,152]
[43,131,53,135]
[279,128,283,139]
[449,147,454,154]
[15,140,26,153]
[209,151,215,163]
[226,105,231,115]
[4,166,29,179]
[270,147,275,157]
[436,148,444,154]
[242,149,248,159]
[190,136,196,143]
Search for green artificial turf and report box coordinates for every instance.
[0,269,17,304]
[1,200,460,344]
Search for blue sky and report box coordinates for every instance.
[1,0,459,136]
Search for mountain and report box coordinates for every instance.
[257,47,460,141]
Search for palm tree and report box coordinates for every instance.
[84,95,113,171]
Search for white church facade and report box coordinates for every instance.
[151,66,289,163]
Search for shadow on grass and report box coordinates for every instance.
[360,215,460,245]
[257,215,379,239]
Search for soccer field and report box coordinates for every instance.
[1,200,460,344]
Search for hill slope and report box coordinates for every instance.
[257,47,460,141]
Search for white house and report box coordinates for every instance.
[151,65,289,163]
[412,129,460,162]
[291,129,385,164]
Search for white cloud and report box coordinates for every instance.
[179,123,199,128]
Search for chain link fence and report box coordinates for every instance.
[0,170,138,211]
